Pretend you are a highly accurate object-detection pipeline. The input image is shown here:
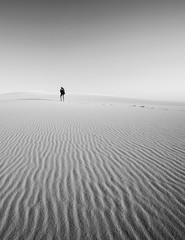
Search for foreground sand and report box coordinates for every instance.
[0,93,185,240]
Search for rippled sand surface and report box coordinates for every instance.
[0,93,185,240]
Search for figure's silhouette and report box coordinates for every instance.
[60,87,65,101]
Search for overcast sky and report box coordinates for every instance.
[0,0,185,101]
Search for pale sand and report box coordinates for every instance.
[0,93,185,240]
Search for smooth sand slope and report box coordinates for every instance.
[0,93,185,240]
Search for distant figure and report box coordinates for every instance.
[60,87,65,101]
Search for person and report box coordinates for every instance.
[60,87,65,101]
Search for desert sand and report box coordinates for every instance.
[0,92,185,240]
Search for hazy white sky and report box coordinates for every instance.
[0,0,185,101]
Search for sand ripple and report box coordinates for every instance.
[0,99,185,239]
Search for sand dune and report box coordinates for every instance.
[0,93,185,240]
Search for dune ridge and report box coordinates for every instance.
[0,93,185,239]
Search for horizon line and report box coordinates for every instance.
[1,91,185,105]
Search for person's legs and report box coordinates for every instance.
[60,94,64,101]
